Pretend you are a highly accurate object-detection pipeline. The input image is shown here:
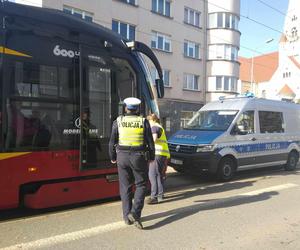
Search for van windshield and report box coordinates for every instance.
[186,110,238,131]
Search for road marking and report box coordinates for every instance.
[1,221,126,250]
[240,183,298,196]
[1,183,298,250]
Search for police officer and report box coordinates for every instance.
[109,97,155,229]
[147,114,170,204]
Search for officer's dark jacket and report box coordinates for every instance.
[109,114,155,161]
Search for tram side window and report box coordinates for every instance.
[14,62,71,98]
[5,101,77,151]
[4,60,78,152]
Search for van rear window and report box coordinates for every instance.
[259,111,284,133]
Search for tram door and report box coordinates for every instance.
[79,46,136,170]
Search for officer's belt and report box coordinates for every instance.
[117,145,146,151]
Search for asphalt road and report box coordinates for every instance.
[1,166,300,250]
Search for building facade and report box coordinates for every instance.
[240,0,300,103]
[239,52,279,96]
[42,0,240,135]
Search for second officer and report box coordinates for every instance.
[109,97,155,229]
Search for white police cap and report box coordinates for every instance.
[123,97,141,110]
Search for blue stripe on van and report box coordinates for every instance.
[217,141,300,154]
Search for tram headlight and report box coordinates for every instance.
[196,144,214,152]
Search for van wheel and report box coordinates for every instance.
[284,151,299,171]
[217,157,236,182]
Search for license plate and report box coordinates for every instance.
[170,158,183,165]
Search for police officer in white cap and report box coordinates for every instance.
[109,97,155,229]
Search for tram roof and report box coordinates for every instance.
[0,1,127,49]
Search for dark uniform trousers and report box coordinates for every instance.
[117,149,148,220]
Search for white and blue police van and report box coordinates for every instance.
[168,96,300,181]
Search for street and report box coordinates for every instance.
[1,166,300,250]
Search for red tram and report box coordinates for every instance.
[0,2,164,209]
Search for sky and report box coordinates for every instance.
[239,0,289,58]
[12,0,41,7]
[11,0,289,59]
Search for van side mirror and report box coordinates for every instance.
[155,79,164,98]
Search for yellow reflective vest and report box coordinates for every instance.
[117,115,145,147]
[151,122,170,158]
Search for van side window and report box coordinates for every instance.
[259,111,284,133]
[235,111,255,134]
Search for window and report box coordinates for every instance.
[184,74,199,91]
[283,72,291,78]
[208,44,238,61]
[259,111,284,133]
[209,12,239,30]
[216,76,222,90]
[112,20,135,41]
[119,0,136,5]
[165,117,171,132]
[187,110,237,131]
[151,32,171,52]
[152,0,171,17]
[63,6,93,22]
[180,111,196,129]
[151,68,171,87]
[208,76,238,92]
[184,7,200,27]
[184,41,200,59]
[234,111,255,134]
[14,62,72,98]
[224,77,229,91]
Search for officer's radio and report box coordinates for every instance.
[118,101,125,115]
[144,151,150,161]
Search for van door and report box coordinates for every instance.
[231,110,258,169]
[255,110,286,166]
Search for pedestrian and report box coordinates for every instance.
[146,113,170,204]
[109,97,155,229]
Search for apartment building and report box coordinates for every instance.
[42,0,240,135]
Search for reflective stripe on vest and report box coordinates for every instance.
[117,116,144,147]
[152,122,170,158]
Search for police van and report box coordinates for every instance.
[168,96,300,181]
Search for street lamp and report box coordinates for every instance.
[250,38,274,93]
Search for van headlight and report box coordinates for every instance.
[196,144,215,152]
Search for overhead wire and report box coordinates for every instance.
[255,0,292,19]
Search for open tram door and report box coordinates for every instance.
[79,44,136,170]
